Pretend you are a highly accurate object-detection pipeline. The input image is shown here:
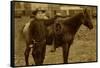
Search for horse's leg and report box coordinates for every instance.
[62,43,70,64]
[24,44,31,66]
[50,39,56,52]
[32,42,46,65]
[50,32,56,52]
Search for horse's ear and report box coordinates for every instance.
[83,8,88,13]
[54,10,57,15]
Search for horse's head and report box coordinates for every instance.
[82,8,93,29]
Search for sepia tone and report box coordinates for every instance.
[12,1,97,66]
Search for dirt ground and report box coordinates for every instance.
[14,16,97,66]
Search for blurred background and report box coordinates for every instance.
[14,2,96,18]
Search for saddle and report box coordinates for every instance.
[54,20,63,35]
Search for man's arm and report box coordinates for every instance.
[44,17,56,27]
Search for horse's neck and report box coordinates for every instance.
[64,13,83,35]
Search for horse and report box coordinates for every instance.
[23,17,56,66]
[48,9,93,63]
[23,8,93,65]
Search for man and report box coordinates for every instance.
[24,9,49,65]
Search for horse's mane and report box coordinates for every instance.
[63,12,83,26]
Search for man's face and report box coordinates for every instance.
[35,11,48,19]
[35,11,43,19]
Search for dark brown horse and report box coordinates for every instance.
[48,9,93,63]
[23,17,56,66]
